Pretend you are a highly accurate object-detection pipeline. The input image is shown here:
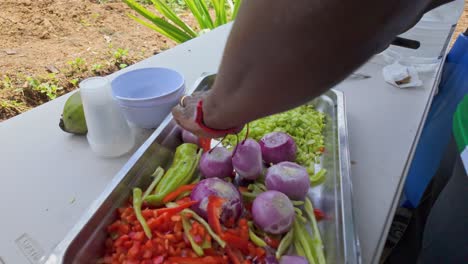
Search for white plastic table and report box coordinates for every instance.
[0,22,454,264]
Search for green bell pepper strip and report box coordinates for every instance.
[248,227,267,247]
[294,238,306,258]
[295,211,308,223]
[133,188,152,239]
[202,235,212,249]
[293,219,316,264]
[292,200,305,206]
[276,228,294,259]
[182,208,226,248]
[305,198,326,264]
[182,214,204,256]
[310,168,327,186]
[143,167,165,200]
[145,143,202,206]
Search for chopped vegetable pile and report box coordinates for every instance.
[100,106,328,264]
[223,105,325,173]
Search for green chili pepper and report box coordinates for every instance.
[310,168,327,186]
[202,235,212,249]
[293,230,305,257]
[292,200,305,206]
[249,227,267,247]
[305,198,326,264]
[276,228,294,259]
[182,209,226,248]
[145,143,202,206]
[182,214,204,256]
[293,219,316,264]
[143,167,165,200]
[133,188,152,239]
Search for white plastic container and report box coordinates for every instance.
[111,67,186,129]
[79,77,134,158]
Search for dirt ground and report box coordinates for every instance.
[0,0,467,121]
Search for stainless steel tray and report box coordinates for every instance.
[46,73,361,264]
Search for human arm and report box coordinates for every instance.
[172,0,452,135]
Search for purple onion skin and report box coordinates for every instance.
[252,190,295,235]
[265,256,280,264]
[232,139,263,180]
[260,132,297,165]
[279,256,308,264]
[199,147,233,178]
[266,161,310,200]
[182,129,199,145]
[190,178,243,223]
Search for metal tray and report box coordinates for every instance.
[46,73,361,264]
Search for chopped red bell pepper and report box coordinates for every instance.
[222,232,249,254]
[155,200,198,217]
[225,247,243,264]
[264,236,280,249]
[168,256,227,264]
[314,208,326,221]
[199,137,211,152]
[207,196,225,236]
[163,184,197,203]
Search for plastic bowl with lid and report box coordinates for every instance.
[111,67,185,129]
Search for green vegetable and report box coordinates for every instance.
[133,188,152,239]
[276,228,294,259]
[293,219,316,264]
[145,143,202,206]
[223,104,325,173]
[143,167,165,200]
[182,209,226,248]
[248,228,267,247]
[59,91,87,135]
[182,215,204,256]
[305,198,326,264]
[201,235,212,249]
[292,200,305,206]
[310,168,327,186]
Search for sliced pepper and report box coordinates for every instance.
[207,196,225,236]
[156,200,198,217]
[225,247,243,264]
[168,256,227,264]
[199,137,212,152]
[305,198,326,264]
[182,215,204,256]
[182,209,226,248]
[248,228,267,248]
[132,188,152,239]
[163,184,197,203]
[145,144,202,206]
[222,232,249,254]
[310,168,327,186]
[276,228,294,259]
[314,208,326,221]
[142,167,165,200]
[264,236,281,249]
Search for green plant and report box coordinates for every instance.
[113,48,129,62]
[91,63,103,74]
[123,0,242,44]
[70,78,79,87]
[67,58,88,74]
[26,76,63,100]
[0,100,25,109]
[1,75,13,89]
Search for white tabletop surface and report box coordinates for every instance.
[0,21,453,264]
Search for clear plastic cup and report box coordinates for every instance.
[79,77,135,158]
